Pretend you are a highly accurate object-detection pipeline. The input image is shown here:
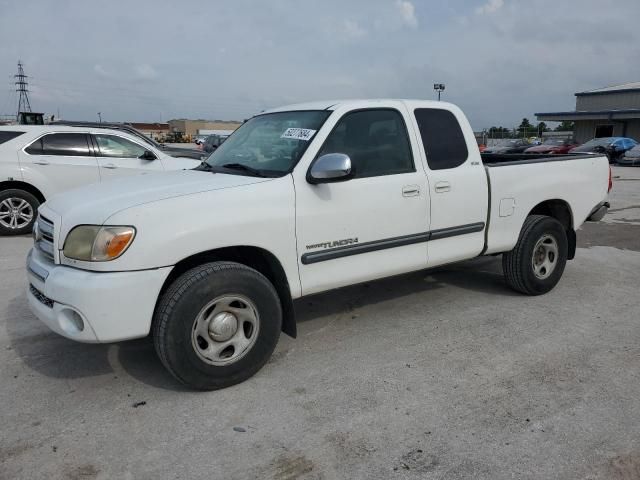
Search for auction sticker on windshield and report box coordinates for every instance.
[281,128,316,141]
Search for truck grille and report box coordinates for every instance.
[34,214,55,262]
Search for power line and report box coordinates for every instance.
[15,60,32,118]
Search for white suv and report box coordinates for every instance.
[0,125,200,235]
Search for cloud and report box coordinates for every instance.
[476,0,504,15]
[3,0,640,127]
[133,64,158,81]
[396,0,418,28]
[93,64,112,78]
[343,19,366,38]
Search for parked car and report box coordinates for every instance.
[618,144,640,166]
[53,121,207,161]
[482,138,531,154]
[26,99,610,390]
[0,125,200,235]
[202,134,229,154]
[569,137,638,163]
[524,138,578,155]
[194,135,208,145]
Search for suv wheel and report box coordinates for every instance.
[0,189,39,236]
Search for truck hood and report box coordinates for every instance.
[43,170,272,229]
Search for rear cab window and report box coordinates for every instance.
[414,108,468,170]
[0,131,25,145]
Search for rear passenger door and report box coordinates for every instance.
[411,106,489,266]
[20,132,101,193]
[92,133,163,179]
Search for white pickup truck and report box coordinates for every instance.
[25,99,611,390]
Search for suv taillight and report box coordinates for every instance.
[608,165,613,193]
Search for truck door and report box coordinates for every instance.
[293,105,430,296]
[411,106,488,266]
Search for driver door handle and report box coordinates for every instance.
[435,181,451,193]
[33,159,49,165]
[102,163,118,169]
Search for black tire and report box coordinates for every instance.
[0,189,40,236]
[502,215,568,295]
[153,261,282,390]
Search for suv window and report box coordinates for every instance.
[94,134,146,158]
[318,109,414,178]
[0,131,24,145]
[414,108,468,170]
[25,133,91,156]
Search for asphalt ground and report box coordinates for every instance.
[1,166,639,479]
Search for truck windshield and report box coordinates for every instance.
[204,110,331,177]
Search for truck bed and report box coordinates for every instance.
[480,152,610,256]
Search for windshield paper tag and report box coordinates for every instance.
[281,128,316,141]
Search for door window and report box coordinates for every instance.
[414,108,468,170]
[317,109,414,178]
[94,134,147,158]
[25,133,90,156]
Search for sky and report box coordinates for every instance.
[1,0,639,130]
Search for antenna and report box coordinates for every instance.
[15,60,32,119]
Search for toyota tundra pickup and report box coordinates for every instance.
[25,99,611,390]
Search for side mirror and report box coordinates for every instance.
[307,153,353,184]
[140,150,157,160]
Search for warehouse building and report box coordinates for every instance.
[535,82,640,143]
[128,122,170,140]
[168,119,242,138]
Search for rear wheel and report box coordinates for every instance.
[153,261,282,390]
[0,189,39,235]
[502,215,568,295]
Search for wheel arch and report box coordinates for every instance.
[527,199,576,260]
[0,180,46,204]
[157,246,296,338]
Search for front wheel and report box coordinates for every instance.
[502,215,568,295]
[153,262,282,390]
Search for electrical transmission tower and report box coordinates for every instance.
[15,60,32,119]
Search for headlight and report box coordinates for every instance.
[63,226,136,262]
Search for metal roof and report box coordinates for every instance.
[535,109,640,121]
[576,82,640,96]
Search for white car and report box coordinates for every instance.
[0,125,200,235]
[25,99,611,390]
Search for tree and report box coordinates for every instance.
[517,118,533,136]
[554,121,574,132]
[488,126,513,138]
[536,122,549,133]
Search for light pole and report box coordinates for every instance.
[97,112,102,123]
[434,83,445,101]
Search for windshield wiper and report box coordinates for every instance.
[220,163,267,177]
[194,162,215,171]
